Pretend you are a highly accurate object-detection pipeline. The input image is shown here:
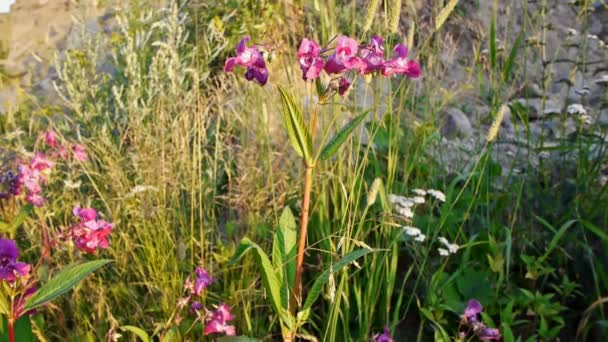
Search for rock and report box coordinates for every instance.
[441,107,473,139]
[511,97,563,120]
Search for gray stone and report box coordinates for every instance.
[441,107,473,139]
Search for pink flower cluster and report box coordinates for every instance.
[15,153,54,207]
[223,36,269,86]
[461,299,501,341]
[181,267,236,337]
[70,206,114,254]
[45,130,88,162]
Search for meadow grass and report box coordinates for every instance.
[0,0,606,341]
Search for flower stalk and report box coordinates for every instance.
[292,163,314,312]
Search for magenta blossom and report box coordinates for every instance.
[360,35,385,74]
[224,36,268,86]
[297,38,325,81]
[382,44,421,78]
[338,77,351,97]
[30,153,54,171]
[372,327,393,342]
[462,299,483,324]
[324,35,364,74]
[0,239,31,282]
[44,130,58,147]
[16,154,52,207]
[71,205,114,253]
[204,303,236,336]
[193,266,216,296]
[72,144,88,162]
[479,328,501,341]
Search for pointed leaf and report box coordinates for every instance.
[121,326,151,342]
[229,238,255,265]
[502,31,524,81]
[319,111,369,160]
[435,0,459,31]
[303,248,374,310]
[490,12,497,69]
[273,207,297,309]
[277,85,313,163]
[24,259,112,311]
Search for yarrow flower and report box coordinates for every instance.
[427,189,446,202]
[297,38,325,81]
[224,36,268,86]
[0,239,31,282]
[438,236,459,255]
[70,205,114,253]
[204,303,236,336]
[372,326,393,342]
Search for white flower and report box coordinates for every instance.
[427,189,446,202]
[438,248,450,256]
[579,114,592,125]
[438,236,449,246]
[567,103,587,115]
[588,34,599,40]
[595,74,608,86]
[403,226,422,236]
[64,179,82,189]
[412,196,426,204]
[412,188,427,196]
[447,243,459,254]
[566,28,578,36]
[414,234,426,242]
[396,206,414,219]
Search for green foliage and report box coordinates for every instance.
[319,111,369,160]
[278,86,313,163]
[0,316,33,342]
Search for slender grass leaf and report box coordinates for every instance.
[229,238,255,265]
[319,111,369,160]
[502,31,524,81]
[490,12,497,70]
[303,248,374,310]
[579,220,608,243]
[121,326,151,342]
[533,216,577,263]
[24,259,113,311]
[435,0,459,31]
[277,85,313,163]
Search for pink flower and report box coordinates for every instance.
[70,206,113,253]
[360,35,386,75]
[338,77,351,97]
[382,44,421,78]
[193,266,215,296]
[324,35,364,74]
[73,205,98,221]
[26,193,46,207]
[72,144,88,161]
[56,146,69,160]
[462,299,483,324]
[204,303,236,336]
[297,38,325,81]
[44,130,58,147]
[224,36,269,86]
[479,328,501,340]
[30,153,54,171]
[372,327,393,342]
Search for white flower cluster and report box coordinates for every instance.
[388,194,425,219]
[403,226,426,242]
[426,189,446,202]
[437,236,459,256]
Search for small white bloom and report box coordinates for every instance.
[412,188,427,196]
[595,74,608,86]
[403,226,422,236]
[567,103,587,115]
[580,114,592,125]
[566,28,578,36]
[438,236,450,246]
[588,34,598,40]
[427,189,446,202]
[438,248,450,256]
[414,234,426,242]
[64,179,82,189]
[397,206,414,219]
[447,243,459,254]
[412,196,426,204]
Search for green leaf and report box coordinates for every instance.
[303,248,374,310]
[277,85,313,163]
[0,315,33,342]
[121,326,151,342]
[161,327,179,342]
[273,207,297,310]
[319,111,369,160]
[490,12,497,70]
[218,337,260,342]
[502,31,524,81]
[24,259,112,311]
[230,239,286,323]
[1,204,33,237]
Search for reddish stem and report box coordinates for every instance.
[8,318,15,342]
[291,165,313,313]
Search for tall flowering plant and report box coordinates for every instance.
[226,34,420,340]
[0,132,113,341]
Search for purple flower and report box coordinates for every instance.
[73,205,98,222]
[44,130,58,147]
[204,303,236,336]
[193,266,215,296]
[360,35,385,74]
[462,299,483,324]
[372,327,393,342]
[324,35,364,74]
[190,301,204,315]
[382,44,421,78]
[72,144,88,162]
[297,38,325,81]
[0,239,31,282]
[479,328,501,340]
[224,36,269,86]
[338,77,351,97]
